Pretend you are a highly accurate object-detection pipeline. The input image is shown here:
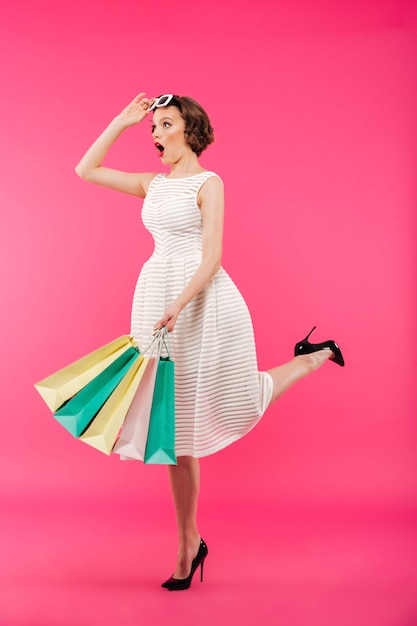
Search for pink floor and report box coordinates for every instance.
[1,494,416,626]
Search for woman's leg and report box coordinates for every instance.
[268,350,333,404]
[165,351,332,578]
[167,455,201,579]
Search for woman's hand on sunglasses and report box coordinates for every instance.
[117,93,154,127]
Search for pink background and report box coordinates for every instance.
[1,1,416,624]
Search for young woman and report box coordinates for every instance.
[75,92,344,591]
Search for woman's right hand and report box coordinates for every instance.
[117,92,154,127]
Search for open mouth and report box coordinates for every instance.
[155,142,164,157]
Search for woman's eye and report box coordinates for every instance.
[151,125,155,133]
[163,122,171,128]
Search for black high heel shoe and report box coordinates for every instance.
[294,326,345,366]
[161,539,208,591]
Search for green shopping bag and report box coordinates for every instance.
[54,346,141,437]
[144,332,176,465]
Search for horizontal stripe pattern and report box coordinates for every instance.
[131,172,272,458]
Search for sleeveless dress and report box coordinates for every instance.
[130,171,273,458]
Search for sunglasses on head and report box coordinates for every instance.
[148,94,177,111]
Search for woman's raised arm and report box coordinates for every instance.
[75,92,156,198]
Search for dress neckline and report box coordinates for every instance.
[162,171,211,180]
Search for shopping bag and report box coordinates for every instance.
[53,346,141,437]
[113,327,176,464]
[112,356,159,460]
[144,335,176,465]
[34,335,135,411]
[79,354,149,455]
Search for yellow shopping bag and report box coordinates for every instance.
[34,336,135,411]
[80,355,150,455]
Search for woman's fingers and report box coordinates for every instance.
[133,92,146,103]
[154,316,175,333]
[119,93,153,125]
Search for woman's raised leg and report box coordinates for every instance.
[167,455,202,579]
[268,350,333,404]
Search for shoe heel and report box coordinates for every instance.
[200,559,204,582]
[304,326,316,342]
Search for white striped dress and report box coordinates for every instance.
[130,171,272,458]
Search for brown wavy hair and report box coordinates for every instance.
[160,95,214,157]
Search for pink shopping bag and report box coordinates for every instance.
[112,356,159,461]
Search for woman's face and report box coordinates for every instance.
[151,106,189,164]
